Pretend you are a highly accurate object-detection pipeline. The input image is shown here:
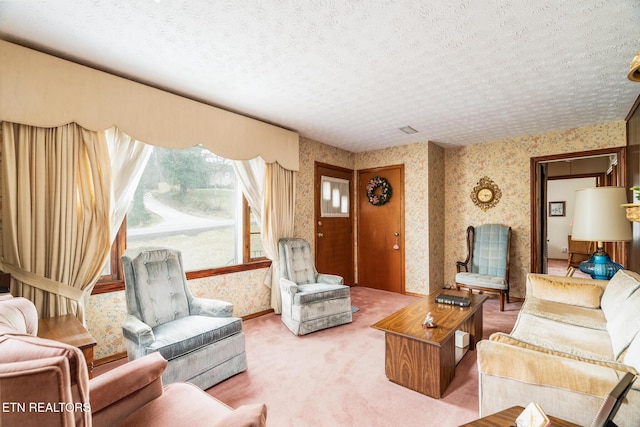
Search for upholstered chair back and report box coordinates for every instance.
[278,238,319,285]
[0,295,38,335]
[122,247,192,328]
[0,297,90,427]
[471,224,510,279]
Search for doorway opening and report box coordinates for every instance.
[530,146,627,274]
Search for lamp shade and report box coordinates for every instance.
[571,187,632,242]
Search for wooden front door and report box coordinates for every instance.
[314,162,354,285]
[357,165,404,293]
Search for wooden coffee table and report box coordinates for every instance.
[371,290,487,398]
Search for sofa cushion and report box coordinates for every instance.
[607,289,640,360]
[147,315,242,361]
[527,274,603,308]
[520,297,607,330]
[601,270,640,321]
[510,312,613,361]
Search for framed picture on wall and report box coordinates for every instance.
[549,201,566,217]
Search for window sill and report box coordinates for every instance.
[91,259,272,294]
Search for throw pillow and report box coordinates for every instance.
[601,270,640,321]
[528,275,603,308]
[607,288,640,360]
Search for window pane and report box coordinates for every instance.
[126,146,239,271]
[320,176,350,217]
[249,209,264,259]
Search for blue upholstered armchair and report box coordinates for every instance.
[278,238,352,335]
[455,224,512,311]
[121,247,247,389]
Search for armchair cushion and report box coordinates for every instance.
[293,283,351,305]
[454,272,507,290]
[147,315,242,360]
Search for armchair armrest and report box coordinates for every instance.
[317,273,343,285]
[122,315,155,347]
[455,261,469,273]
[190,297,233,317]
[280,277,298,296]
[90,352,167,423]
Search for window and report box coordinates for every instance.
[97,145,266,290]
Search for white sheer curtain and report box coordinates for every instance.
[106,127,153,242]
[261,163,296,313]
[0,122,112,323]
[232,157,265,226]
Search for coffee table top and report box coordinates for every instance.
[371,290,487,346]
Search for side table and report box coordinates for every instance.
[459,406,581,427]
[37,314,97,378]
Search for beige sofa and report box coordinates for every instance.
[477,270,640,427]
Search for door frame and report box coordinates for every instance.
[530,146,627,273]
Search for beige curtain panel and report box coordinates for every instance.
[261,162,296,313]
[0,122,112,323]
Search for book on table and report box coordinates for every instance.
[435,293,471,307]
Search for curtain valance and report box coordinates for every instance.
[0,40,299,171]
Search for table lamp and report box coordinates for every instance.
[571,187,632,280]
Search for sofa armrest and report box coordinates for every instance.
[525,273,607,308]
[90,352,167,423]
[280,278,298,296]
[190,297,233,317]
[122,315,155,347]
[317,273,344,285]
[478,339,632,397]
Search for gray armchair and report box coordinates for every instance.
[121,246,247,389]
[278,238,352,335]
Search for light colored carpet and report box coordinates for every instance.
[207,286,522,427]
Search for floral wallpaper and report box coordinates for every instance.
[443,121,627,299]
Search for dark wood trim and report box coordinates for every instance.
[547,172,605,183]
[95,351,128,367]
[530,146,627,274]
[91,259,272,294]
[242,308,274,320]
[625,94,640,122]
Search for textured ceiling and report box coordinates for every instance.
[0,1,639,152]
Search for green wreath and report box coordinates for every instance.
[366,176,392,206]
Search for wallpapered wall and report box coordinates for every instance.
[443,121,627,299]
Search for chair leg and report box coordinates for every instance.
[500,292,505,311]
